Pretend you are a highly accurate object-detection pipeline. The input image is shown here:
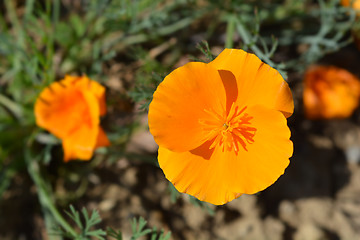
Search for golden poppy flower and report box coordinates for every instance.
[303,66,360,119]
[148,49,294,205]
[34,75,110,162]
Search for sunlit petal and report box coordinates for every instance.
[209,48,294,117]
[148,62,227,152]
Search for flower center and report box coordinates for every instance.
[200,103,256,153]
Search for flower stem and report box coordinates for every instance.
[225,15,235,48]
[25,149,77,238]
[234,17,288,78]
[0,93,23,119]
[235,17,274,66]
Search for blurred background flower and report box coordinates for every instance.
[303,65,360,119]
[34,75,110,162]
[341,0,360,11]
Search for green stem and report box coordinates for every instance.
[235,18,274,66]
[225,15,235,48]
[4,0,25,48]
[0,93,23,119]
[24,0,35,20]
[106,10,206,52]
[235,17,288,78]
[26,150,77,238]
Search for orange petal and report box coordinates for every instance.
[62,129,98,162]
[341,0,360,10]
[303,66,360,119]
[62,91,100,162]
[159,143,242,205]
[63,75,107,116]
[62,126,98,162]
[95,127,110,148]
[35,81,99,139]
[231,105,293,194]
[148,62,227,152]
[209,49,294,118]
[158,105,292,205]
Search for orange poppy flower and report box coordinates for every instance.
[34,75,110,162]
[303,66,360,119]
[148,49,294,205]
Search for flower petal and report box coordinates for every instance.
[95,127,110,148]
[158,105,292,205]
[62,125,99,162]
[303,66,360,119]
[35,82,97,139]
[231,105,293,194]
[209,48,294,117]
[159,144,243,205]
[63,75,107,116]
[62,91,100,162]
[148,62,227,152]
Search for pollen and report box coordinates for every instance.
[201,103,256,153]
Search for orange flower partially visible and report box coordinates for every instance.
[148,49,294,205]
[341,0,360,48]
[303,66,360,119]
[341,0,360,11]
[35,75,110,162]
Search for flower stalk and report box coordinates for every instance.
[25,139,77,238]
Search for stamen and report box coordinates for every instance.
[200,102,257,153]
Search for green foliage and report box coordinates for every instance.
[130,217,153,239]
[196,41,215,62]
[297,0,356,67]
[0,0,58,102]
[0,0,202,108]
[149,227,172,240]
[107,217,171,240]
[168,182,181,203]
[215,0,356,78]
[99,0,204,50]
[129,72,165,110]
[168,182,215,215]
[56,205,106,240]
[107,228,124,240]
[189,196,215,216]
